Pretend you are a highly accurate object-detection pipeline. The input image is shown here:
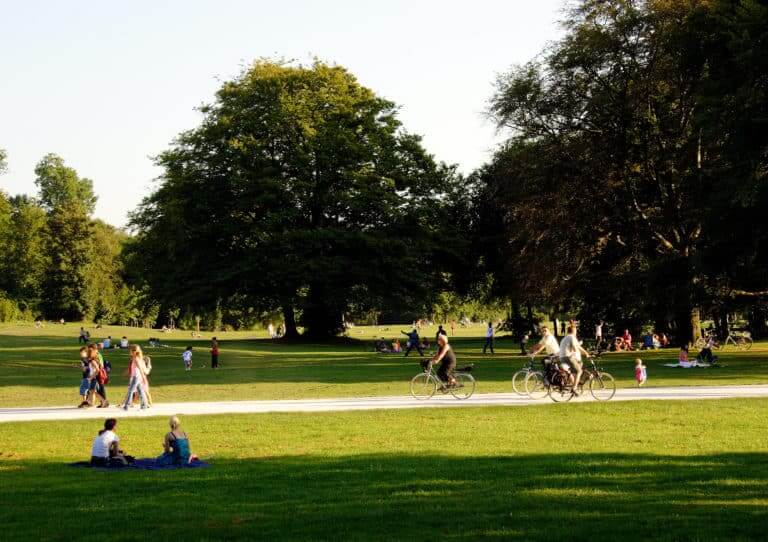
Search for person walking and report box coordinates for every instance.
[211,337,220,369]
[121,345,149,410]
[401,329,424,357]
[483,321,495,354]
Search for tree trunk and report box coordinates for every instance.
[281,302,300,340]
[525,301,535,332]
[689,307,702,344]
[749,306,768,339]
[302,282,345,339]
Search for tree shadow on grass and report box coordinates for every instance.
[1,452,766,541]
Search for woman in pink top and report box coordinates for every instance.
[122,345,149,410]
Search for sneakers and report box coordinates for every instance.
[77,401,91,408]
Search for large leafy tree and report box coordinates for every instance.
[130,60,456,338]
[35,154,97,320]
[482,0,768,342]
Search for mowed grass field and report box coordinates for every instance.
[1,399,767,541]
[0,323,767,407]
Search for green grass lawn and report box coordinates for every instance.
[0,399,767,541]
[1,323,767,407]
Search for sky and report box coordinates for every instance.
[0,0,564,227]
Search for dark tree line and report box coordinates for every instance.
[2,0,766,340]
[474,0,768,342]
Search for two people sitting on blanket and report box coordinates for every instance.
[89,416,197,467]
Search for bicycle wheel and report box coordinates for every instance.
[450,373,475,400]
[524,371,549,400]
[693,337,705,349]
[743,337,753,350]
[410,373,437,400]
[512,369,529,395]
[549,381,574,402]
[589,372,616,401]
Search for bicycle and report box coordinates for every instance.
[410,359,476,400]
[524,352,616,402]
[723,331,753,350]
[512,355,538,395]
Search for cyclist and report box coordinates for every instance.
[559,325,591,394]
[529,326,560,357]
[432,333,457,388]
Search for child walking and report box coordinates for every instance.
[635,358,647,386]
[210,337,220,369]
[182,346,193,371]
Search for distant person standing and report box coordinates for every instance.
[401,329,424,357]
[211,337,220,369]
[450,321,456,336]
[595,320,604,350]
[78,327,88,344]
[435,325,447,342]
[482,321,495,354]
[182,346,193,371]
[267,323,275,339]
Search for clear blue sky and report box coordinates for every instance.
[0,0,564,227]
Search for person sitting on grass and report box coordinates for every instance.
[156,416,197,466]
[621,329,633,351]
[432,333,457,389]
[678,344,692,367]
[698,336,717,365]
[120,336,129,349]
[90,418,131,467]
[391,339,402,353]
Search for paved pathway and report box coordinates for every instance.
[2,384,768,423]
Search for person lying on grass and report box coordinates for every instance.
[156,416,198,466]
[90,418,133,467]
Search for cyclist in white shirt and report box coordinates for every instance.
[529,326,560,356]
[559,325,591,394]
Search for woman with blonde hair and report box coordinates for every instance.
[156,415,193,466]
[122,345,149,410]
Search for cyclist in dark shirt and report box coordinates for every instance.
[433,334,457,387]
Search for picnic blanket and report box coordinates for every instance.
[68,459,210,471]
[663,362,712,368]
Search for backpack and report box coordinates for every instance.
[97,366,109,385]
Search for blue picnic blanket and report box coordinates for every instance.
[69,459,210,470]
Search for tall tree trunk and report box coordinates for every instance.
[282,301,299,340]
[689,307,702,344]
[525,301,534,332]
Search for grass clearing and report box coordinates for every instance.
[1,399,767,540]
[1,323,767,407]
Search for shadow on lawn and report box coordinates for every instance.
[1,452,767,541]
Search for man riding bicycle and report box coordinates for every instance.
[431,334,457,388]
[529,326,560,357]
[559,325,591,394]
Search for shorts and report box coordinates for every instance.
[79,379,91,396]
[560,357,582,372]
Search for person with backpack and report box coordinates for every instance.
[85,344,108,408]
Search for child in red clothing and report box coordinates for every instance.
[634,358,647,386]
[210,337,220,369]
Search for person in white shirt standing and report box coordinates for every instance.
[595,320,604,351]
[559,325,591,394]
[182,346,193,371]
[482,321,495,354]
[530,326,560,357]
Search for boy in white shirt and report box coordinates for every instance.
[182,346,193,371]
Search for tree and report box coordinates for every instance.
[483,0,768,343]
[34,154,96,320]
[0,195,48,307]
[130,60,456,338]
